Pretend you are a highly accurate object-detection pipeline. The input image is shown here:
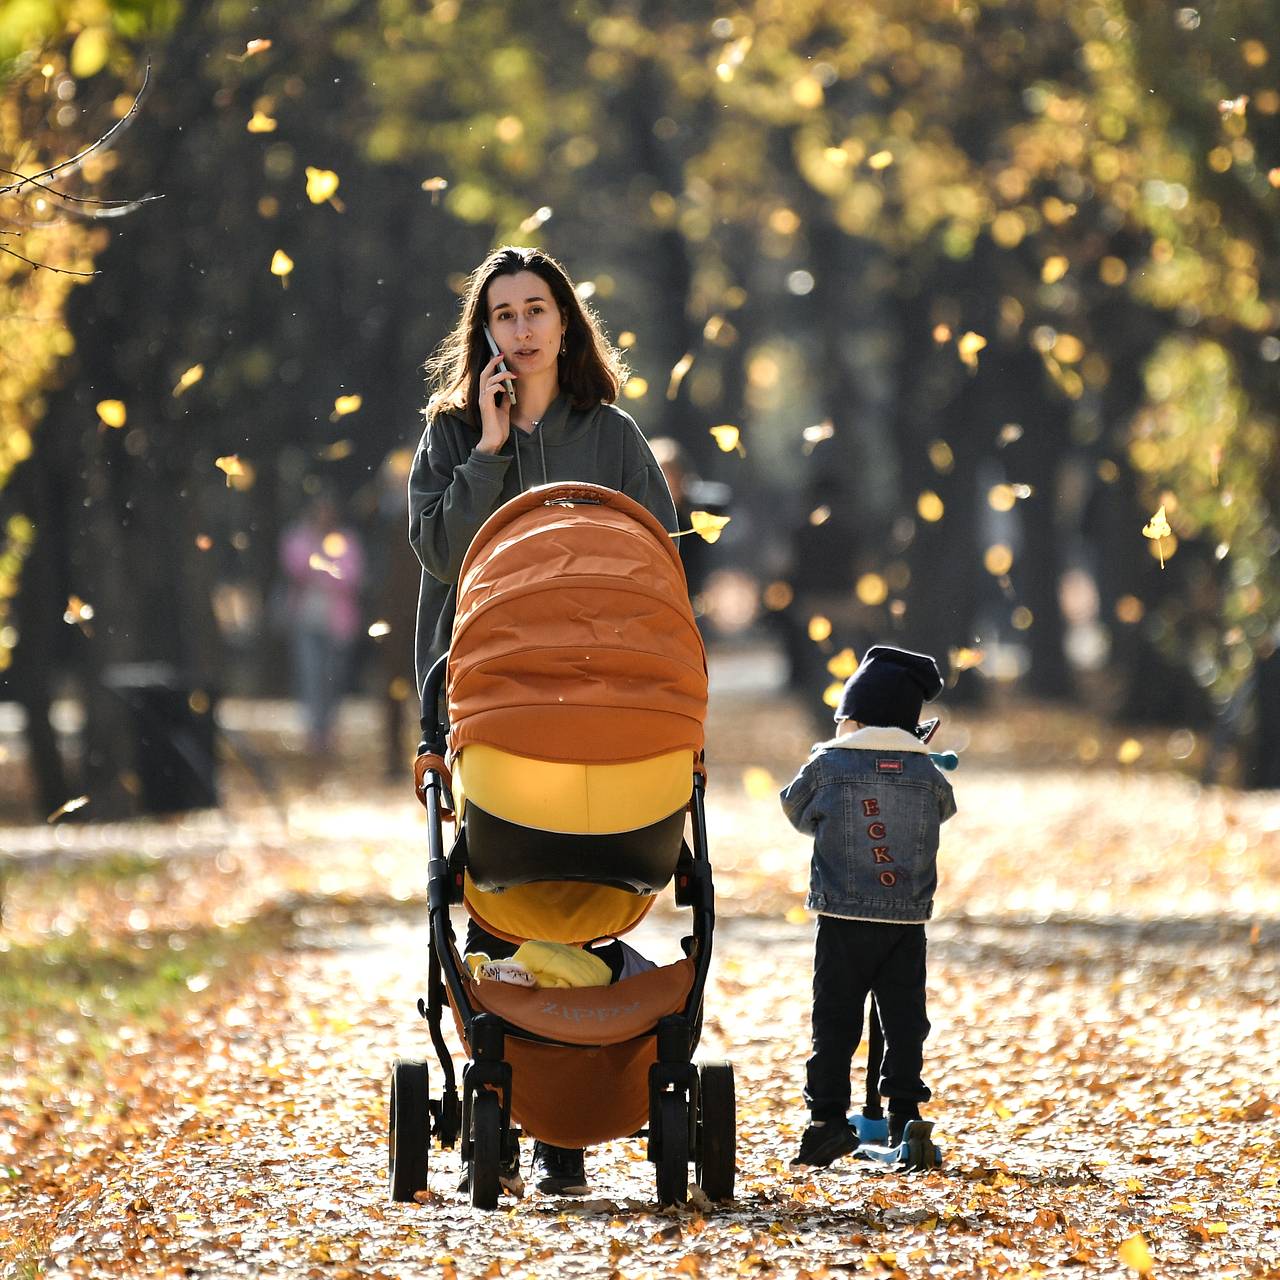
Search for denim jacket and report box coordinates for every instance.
[780,726,957,923]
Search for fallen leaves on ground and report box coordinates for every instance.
[1,691,1278,1276]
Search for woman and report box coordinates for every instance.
[407,245,678,1198]
[410,245,677,697]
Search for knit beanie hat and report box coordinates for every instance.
[834,645,944,731]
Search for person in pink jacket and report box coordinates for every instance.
[279,492,365,755]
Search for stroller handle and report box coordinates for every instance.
[418,652,449,757]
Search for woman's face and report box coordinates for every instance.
[484,270,566,380]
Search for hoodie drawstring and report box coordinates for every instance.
[511,422,548,494]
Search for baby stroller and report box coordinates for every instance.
[386,483,735,1209]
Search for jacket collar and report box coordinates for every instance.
[817,725,930,754]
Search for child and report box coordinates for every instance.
[780,645,956,1167]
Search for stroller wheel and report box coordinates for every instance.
[468,1090,502,1210]
[654,1092,690,1207]
[388,1058,431,1203]
[695,1062,736,1202]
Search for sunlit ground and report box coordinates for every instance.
[2,642,1278,1276]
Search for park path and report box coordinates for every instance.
[4,681,1280,1277]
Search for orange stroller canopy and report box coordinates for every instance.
[447,483,707,765]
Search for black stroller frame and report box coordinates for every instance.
[387,655,735,1209]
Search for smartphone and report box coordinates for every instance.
[482,323,517,407]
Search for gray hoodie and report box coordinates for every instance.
[407,392,678,702]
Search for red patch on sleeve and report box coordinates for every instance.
[875,758,903,773]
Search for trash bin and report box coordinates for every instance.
[102,663,219,813]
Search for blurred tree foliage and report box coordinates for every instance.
[2,0,1278,812]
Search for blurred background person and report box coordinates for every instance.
[278,489,366,756]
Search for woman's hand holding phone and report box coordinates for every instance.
[477,349,517,455]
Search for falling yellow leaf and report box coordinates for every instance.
[195,534,213,551]
[318,440,354,461]
[1142,504,1172,568]
[617,330,637,349]
[932,324,952,343]
[950,646,984,672]
[801,421,834,454]
[709,425,742,454]
[957,331,987,368]
[63,595,95,630]
[826,648,858,679]
[309,553,343,579]
[1118,1232,1154,1274]
[997,422,1023,447]
[785,906,809,925]
[822,680,844,708]
[703,315,727,342]
[305,167,340,204]
[1041,255,1069,284]
[368,620,392,638]
[667,353,695,400]
[867,150,894,170]
[246,111,277,133]
[239,38,272,59]
[421,176,449,205]
[96,400,126,429]
[172,364,205,396]
[47,795,89,824]
[518,205,553,233]
[270,249,294,286]
[321,532,348,558]
[331,394,363,418]
[623,377,648,400]
[216,455,248,483]
[1117,738,1143,765]
[689,510,730,543]
[808,615,832,643]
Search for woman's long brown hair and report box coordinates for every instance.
[423,246,627,426]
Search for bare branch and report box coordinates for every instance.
[0,59,152,198]
[0,243,99,276]
[0,164,156,212]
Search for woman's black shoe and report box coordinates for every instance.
[531,1141,588,1195]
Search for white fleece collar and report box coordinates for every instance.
[817,725,930,753]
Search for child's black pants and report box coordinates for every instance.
[805,915,931,1121]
